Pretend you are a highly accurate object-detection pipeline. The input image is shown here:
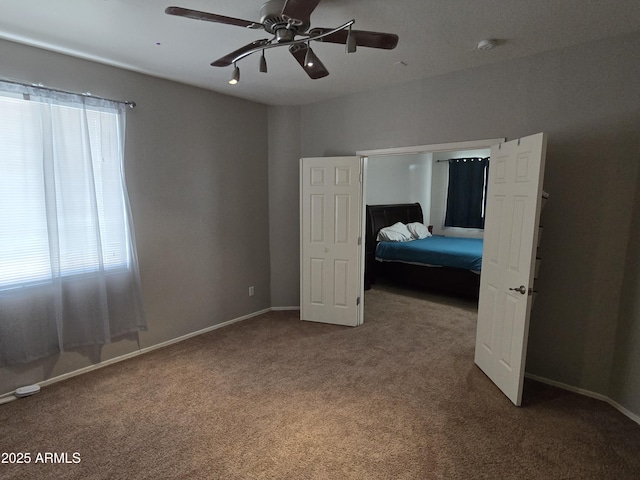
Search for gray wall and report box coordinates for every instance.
[0,39,270,393]
[268,106,301,307]
[268,31,640,416]
[611,163,640,412]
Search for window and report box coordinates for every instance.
[1,95,130,288]
[0,81,145,366]
[444,157,489,229]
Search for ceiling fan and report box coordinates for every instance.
[165,0,399,83]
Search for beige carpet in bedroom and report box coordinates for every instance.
[1,284,640,479]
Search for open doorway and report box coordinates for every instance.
[359,139,499,300]
[301,135,547,405]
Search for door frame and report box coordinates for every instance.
[298,139,505,328]
[357,139,505,159]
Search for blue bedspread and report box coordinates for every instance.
[376,236,483,271]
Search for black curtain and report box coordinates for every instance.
[444,157,489,229]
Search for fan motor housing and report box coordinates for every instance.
[260,0,310,38]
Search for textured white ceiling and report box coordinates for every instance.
[1,0,639,105]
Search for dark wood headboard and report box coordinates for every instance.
[365,203,423,253]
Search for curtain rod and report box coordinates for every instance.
[436,156,489,163]
[0,78,136,109]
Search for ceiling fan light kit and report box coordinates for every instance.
[229,64,240,84]
[259,50,268,73]
[346,26,357,54]
[166,0,398,84]
[304,43,315,67]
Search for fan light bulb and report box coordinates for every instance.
[304,45,316,68]
[229,64,240,85]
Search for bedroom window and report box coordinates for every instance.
[0,80,146,367]
[1,97,129,287]
[444,157,489,229]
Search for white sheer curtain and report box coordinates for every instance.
[0,81,146,366]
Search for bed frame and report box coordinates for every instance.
[365,203,481,298]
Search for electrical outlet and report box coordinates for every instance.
[248,286,254,297]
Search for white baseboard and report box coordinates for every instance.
[271,306,300,311]
[525,373,640,426]
[3,307,273,397]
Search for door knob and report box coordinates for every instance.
[509,285,527,295]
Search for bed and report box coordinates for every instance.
[365,203,482,298]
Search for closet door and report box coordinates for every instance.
[300,156,364,326]
[475,133,547,406]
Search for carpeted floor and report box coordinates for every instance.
[1,284,640,479]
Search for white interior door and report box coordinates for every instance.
[475,133,547,406]
[300,156,363,326]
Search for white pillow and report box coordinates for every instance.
[376,222,413,242]
[407,222,432,240]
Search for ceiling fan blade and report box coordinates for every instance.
[211,39,271,67]
[309,28,399,50]
[165,6,263,29]
[281,0,322,23]
[289,44,329,79]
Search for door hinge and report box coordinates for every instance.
[356,296,361,306]
[359,172,363,183]
[357,236,362,245]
